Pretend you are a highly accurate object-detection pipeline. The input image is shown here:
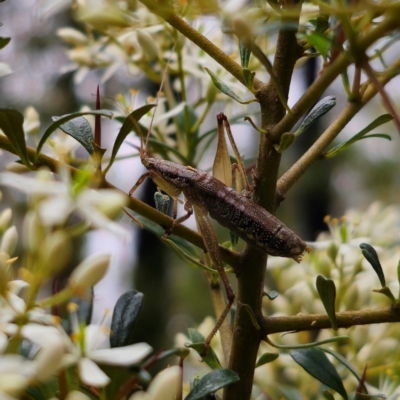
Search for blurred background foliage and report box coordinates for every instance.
[0,0,399,379]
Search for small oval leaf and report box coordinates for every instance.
[58,116,94,154]
[290,348,348,399]
[110,290,144,348]
[256,352,279,368]
[187,328,221,370]
[316,275,338,330]
[34,109,113,163]
[359,243,385,287]
[0,109,31,167]
[184,369,239,400]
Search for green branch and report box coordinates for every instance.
[270,12,400,142]
[277,56,400,197]
[261,306,400,335]
[138,0,261,89]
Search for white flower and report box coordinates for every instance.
[0,170,130,240]
[129,365,181,400]
[68,324,152,388]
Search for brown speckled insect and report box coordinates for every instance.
[129,108,308,355]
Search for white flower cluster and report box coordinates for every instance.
[0,170,163,398]
[254,202,400,397]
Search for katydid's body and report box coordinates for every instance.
[136,157,308,262]
[129,113,308,358]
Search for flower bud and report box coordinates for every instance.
[136,29,159,61]
[0,253,10,295]
[39,231,71,279]
[1,226,18,255]
[56,28,88,46]
[0,208,12,232]
[6,162,31,173]
[23,106,40,136]
[92,190,128,219]
[232,16,253,44]
[68,254,110,293]
[23,211,44,254]
[66,391,92,400]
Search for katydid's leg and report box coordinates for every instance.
[162,199,193,238]
[129,172,150,196]
[193,204,234,363]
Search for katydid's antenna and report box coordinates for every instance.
[145,43,177,152]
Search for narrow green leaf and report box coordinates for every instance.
[155,347,191,362]
[255,352,279,368]
[0,109,31,167]
[204,68,257,105]
[58,116,94,154]
[324,114,393,159]
[35,109,113,163]
[295,96,336,136]
[265,335,349,350]
[184,369,239,400]
[104,104,155,174]
[372,286,396,303]
[0,37,11,50]
[316,275,338,330]
[274,132,295,153]
[187,328,222,370]
[290,348,348,399]
[110,290,144,348]
[341,72,354,100]
[321,348,366,392]
[359,243,385,287]
[164,239,221,274]
[242,68,255,91]
[239,41,251,68]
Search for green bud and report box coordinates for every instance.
[68,254,110,293]
[0,253,10,295]
[1,226,18,256]
[136,29,159,61]
[39,231,72,279]
[0,208,12,233]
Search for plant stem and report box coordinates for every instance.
[270,12,399,141]
[138,0,258,89]
[261,306,400,334]
[277,56,400,197]
[224,9,302,399]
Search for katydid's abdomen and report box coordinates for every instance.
[181,168,308,262]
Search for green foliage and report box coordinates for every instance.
[0,0,400,399]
